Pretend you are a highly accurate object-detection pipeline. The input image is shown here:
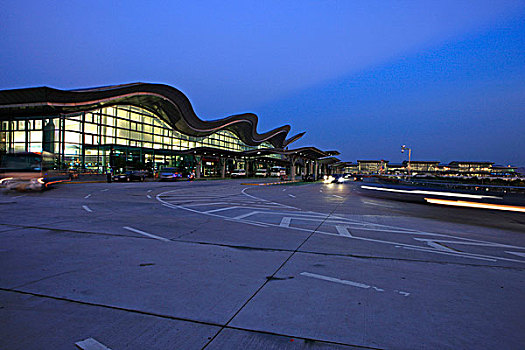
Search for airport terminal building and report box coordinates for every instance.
[0,83,334,178]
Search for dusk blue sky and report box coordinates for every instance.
[1,1,524,165]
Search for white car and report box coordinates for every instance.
[270,166,286,177]
[230,169,246,178]
[255,169,268,177]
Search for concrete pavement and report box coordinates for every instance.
[1,180,524,349]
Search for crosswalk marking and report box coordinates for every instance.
[155,187,525,265]
[280,217,292,228]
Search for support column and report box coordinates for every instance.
[195,155,202,179]
[290,156,297,181]
[314,161,319,180]
[221,157,226,178]
[81,112,85,170]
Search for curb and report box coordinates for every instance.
[62,181,107,184]
[241,180,300,186]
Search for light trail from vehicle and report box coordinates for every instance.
[360,185,501,199]
[424,198,525,213]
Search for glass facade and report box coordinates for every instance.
[0,105,280,175]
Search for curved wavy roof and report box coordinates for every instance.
[0,82,298,148]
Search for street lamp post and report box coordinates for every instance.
[401,145,411,175]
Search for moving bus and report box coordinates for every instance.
[0,151,62,190]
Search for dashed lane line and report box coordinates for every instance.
[300,272,411,296]
[82,205,93,213]
[288,194,296,198]
[84,194,92,199]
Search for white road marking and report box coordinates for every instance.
[506,251,525,258]
[75,337,112,350]
[82,205,93,213]
[282,189,286,191]
[180,202,229,207]
[396,290,411,297]
[84,194,91,199]
[301,271,402,296]
[360,185,501,199]
[301,272,410,296]
[413,237,524,249]
[147,189,153,193]
[146,195,152,199]
[333,195,343,198]
[400,246,497,262]
[426,241,458,253]
[233,211,258,220]
[335,225,353,237]
[12,194,27,199]
[280,217,292,228]
[288,194,296,198]
[301,272,372,289]
[225,218,269,227]
[204,206,239,214]
[156,188,525,265]
[123,226,170,242]
[100,189,109,192]
[242,187,299,209]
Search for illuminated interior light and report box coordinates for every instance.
[424,198,525,213]
[360,185,500,200]
[37,177,45,184]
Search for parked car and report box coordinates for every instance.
[128,170,147,181]
[302,174,315,182]
[230,169,246,178]
[255,168,268,177]
[270,166,286,177]
[159,168,182,181]
[113,170,146,182]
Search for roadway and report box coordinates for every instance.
[1,179,524,349]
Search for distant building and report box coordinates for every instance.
[447,161,494,176]
[385,163,405,175]
[333,159,520,178]
[357,160,388,174]
[491,165,518,177]
[335,162,359,174]
[403,160,440,174]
